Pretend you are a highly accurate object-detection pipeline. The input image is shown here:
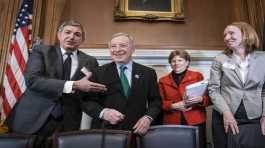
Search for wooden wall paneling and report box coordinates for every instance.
[0,0,21,84]
[59,0,238,50]
[245,0,264,47]
[0,0,5,55]
[232,0,248,21]
[31,0,44,46]
[42,0,66,45]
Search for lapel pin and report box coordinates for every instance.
[135,74,140,79]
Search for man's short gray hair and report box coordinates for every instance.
[57,20,85,41]
[109,32,135,49]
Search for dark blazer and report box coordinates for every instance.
[7,44,98,134]
[83,62,162,130]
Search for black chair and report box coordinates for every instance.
[0,133,36,148]
[53,129,131,148]
[137,125,199,148]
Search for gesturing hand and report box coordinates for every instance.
[73,75,107,92]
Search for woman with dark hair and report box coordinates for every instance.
[158,49,209,148]
[208,22,265,148]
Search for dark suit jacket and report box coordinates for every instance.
[83,62,162,130]
[7,44,98,134]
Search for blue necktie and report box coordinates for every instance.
[120,65,130,98]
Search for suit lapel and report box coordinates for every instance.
[54,46,64,79]
[180,70,194,84]
[168,73,178,88]
[55,48,88,81]
[71,50,85,80]
[244,53,256,85]
[128,62,142,99]
[228,57,244,85]
[105,62,124,94]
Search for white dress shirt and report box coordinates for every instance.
[116,61,133,86]
[61,48,78,93]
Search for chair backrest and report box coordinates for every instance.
[138,125,199,148]
[0,133,35,148]
[53,129,131,148]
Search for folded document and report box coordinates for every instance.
[185,80,208,98]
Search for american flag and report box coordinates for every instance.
[0,0,33,120]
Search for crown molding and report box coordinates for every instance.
[80,48,222,66]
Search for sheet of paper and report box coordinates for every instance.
[185,80,208,99]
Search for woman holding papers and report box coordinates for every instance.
[208,22,265,148]
[158,49,209,148]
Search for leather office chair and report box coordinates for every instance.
[0,133,36,148]
[53,129,131,148]
[137,125,199,148]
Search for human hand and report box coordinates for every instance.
[171,101,192,112]
[73,76,107,92]
[133,116,152,135]
[223,111,239,135]
[260,116,265,135]
[102,108,125,125]
[184,96,203,106]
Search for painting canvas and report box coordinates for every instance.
[128,0,172,12]
[114,0,184,21]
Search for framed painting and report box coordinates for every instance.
[114,0,184,21]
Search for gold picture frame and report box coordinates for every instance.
[114,0,184,21]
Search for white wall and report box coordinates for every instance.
[81,49,221,78]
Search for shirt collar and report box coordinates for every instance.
[60,47,77,56]
[116,61,133,72]
[232,53,250,64]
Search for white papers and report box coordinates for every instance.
[185,80,208,98]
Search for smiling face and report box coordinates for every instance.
[109,35,135,64]
[224,25,244,51]
[170,55,189,74]
[57,25,83,51]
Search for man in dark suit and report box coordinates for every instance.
[84,33,162,136]
[6,20,107,148]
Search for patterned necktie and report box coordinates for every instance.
[63,52,72,80]
[120,65,130,98]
